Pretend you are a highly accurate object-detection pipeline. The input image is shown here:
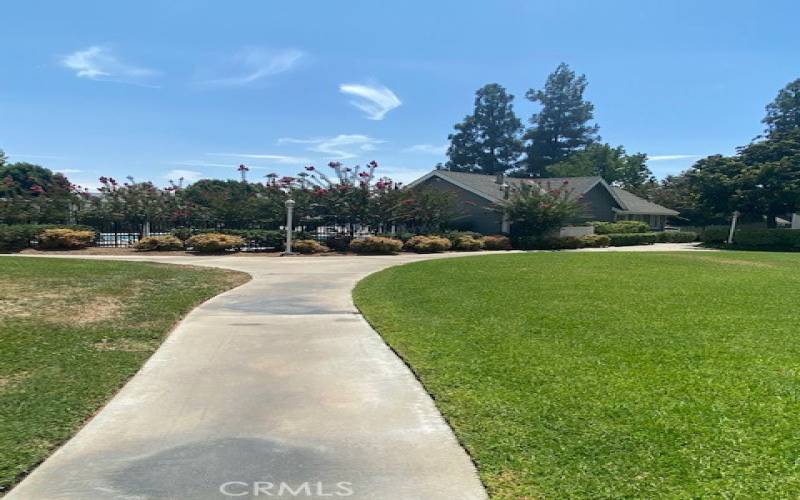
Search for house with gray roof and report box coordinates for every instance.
[407,169,678,234]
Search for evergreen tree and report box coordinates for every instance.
[763,78,800,136]
[522,63,599,177]
[446,83,523,174]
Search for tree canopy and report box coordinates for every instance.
[521,63,599,177]
[547,143,653,192]
[446,83,523,174]
[763,78,800,137]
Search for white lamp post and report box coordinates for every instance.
[282,198,296,255]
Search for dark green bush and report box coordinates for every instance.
[349,236,403,254]
[512,236,585,250]
[698,226,730,244]
[580,234,611,248]
[441,231,484,243]
[607,232,658,246]
[324,233,353,252]
[593,221,650,234]
[701,228,800,250]
[655,231,698,243]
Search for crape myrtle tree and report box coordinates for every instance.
[446,83,523,174]
[500,180,581,241]
[521,63,600,177]
[0,162,79,224]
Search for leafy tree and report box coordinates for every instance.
[0,150,7,167]
[393,187,456,233]
[763,78,800,136]
[547,143,653,191]
[500,181,581,238]
[647,173,710,226]
[446,83,523,174]
[521,63,599,177]
[0,162,76,223]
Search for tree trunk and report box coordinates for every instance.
[766,214,778,229]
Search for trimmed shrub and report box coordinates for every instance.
[655,231,698,243]
[453,235,484,251]
[607,232,658,246]
[701,228,800,250]
[349,236,403,255]
[135,235,184,251]
[324,233,353,252]
[481,235,513,250]
[580,234,611,248]
[404,235,452,253]
[171,227,193,242]
[512,236,584,250]
[441,231,484,243]
[593,220,650,234]
[699,226,730,244]
[0,225,42,252]
[37,228,96,250]
[292,239,329,254]
[186,233,244,253]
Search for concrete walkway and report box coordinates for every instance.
[7,252,491,500]
[7,244,705,499]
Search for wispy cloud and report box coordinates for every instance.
[339,82,401,120]
[278,134,384,160]
[60,46,159,87]
[56,168,83,174]
[165,169,203,182]
[205,153,310,164]
[648,154,703,162]
[197,47,305,86]
[405,143,448,155]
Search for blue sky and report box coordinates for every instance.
[2,1,798,189]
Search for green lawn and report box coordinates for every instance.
[354,251,800,499]
[0,257,248,493]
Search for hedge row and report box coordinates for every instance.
[0,224,96,252]
[701,227,800,250]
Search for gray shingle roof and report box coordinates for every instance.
[413,170,678,216]
[610,186,678,216]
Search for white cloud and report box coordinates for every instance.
[405,143,448,155]
[56,168,83,174]
[61,46,158,87]
[197,47,305,86]
[205,153,310,164]
[165,169,203,182]
[278,134,384,160]
[648,154,702,162]
[339,82,401,120]
[377,165,431,184]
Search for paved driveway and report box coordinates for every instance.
[7,252,489,500]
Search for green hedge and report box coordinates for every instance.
[0,224,95,252]
[593,221,650,234]
[607,232,658,246]
[655,231,698,243]
[702,227,800,250]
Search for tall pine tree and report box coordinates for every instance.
[522,63,599,177]
[446,83,523,174]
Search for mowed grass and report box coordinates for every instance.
[354,251,800,498]
[0,257,248,493]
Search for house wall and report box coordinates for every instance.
[415,177,504,233]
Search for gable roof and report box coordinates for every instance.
[609,186,678,216]
[408,170,678,216]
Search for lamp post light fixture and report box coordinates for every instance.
[282,198,296,255]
